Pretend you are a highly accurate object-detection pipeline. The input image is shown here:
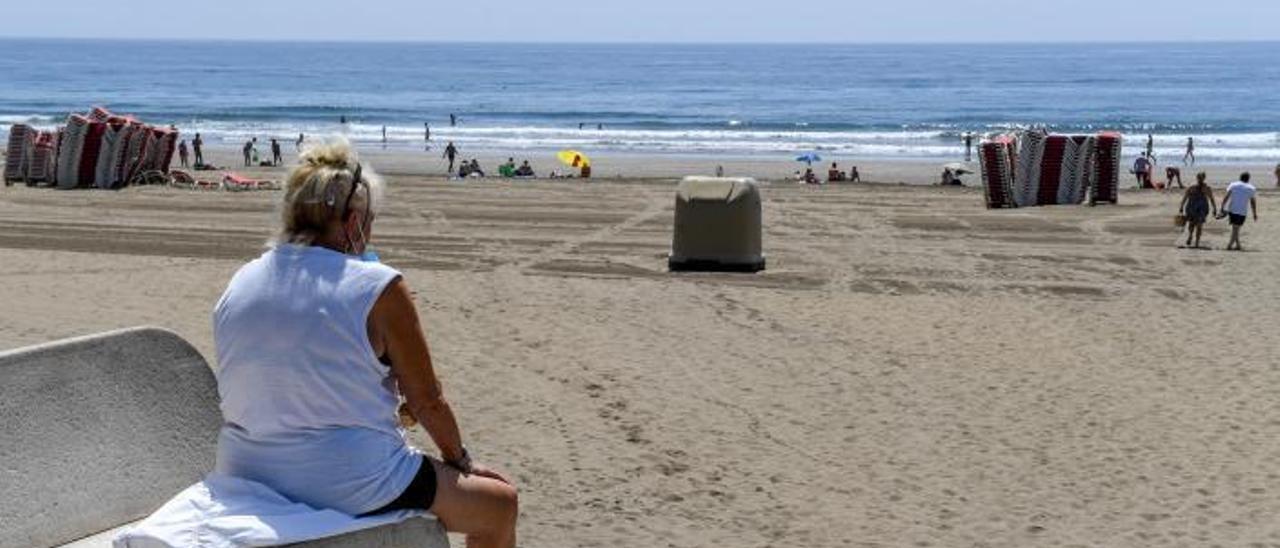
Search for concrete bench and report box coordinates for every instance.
[0,327,448,548]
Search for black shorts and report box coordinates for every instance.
[361,458,437,516]
[1229,213,1247,226]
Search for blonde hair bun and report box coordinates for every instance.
[299,139,358,171]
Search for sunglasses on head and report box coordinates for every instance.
[341,163,372,222]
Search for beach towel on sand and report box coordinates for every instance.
[113,473,431,548]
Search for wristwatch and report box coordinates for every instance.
[449,446,473,473]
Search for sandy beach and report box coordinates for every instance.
[3,151,1280,547]
[182,143,1280,187]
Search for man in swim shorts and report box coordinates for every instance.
[1219,172,1258,251]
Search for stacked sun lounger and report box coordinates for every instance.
[1089,132,1121,205]
[27,131,59,185]
[55,115,92,189]
[1013,133,1098,207]
[95,118,132,189]
[142,126,178,173]
[978,135,1017,208]
[979,131,1122,209]
[5,124,34,184]
[122,124,152,184]
[5,106,178,190]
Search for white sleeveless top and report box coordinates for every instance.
[212,244,421,515]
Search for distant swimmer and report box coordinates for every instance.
[340,115,347,125]
[597,123,603,131]
[381,125,387,146]
[1146,133,1154,158]
[963,132,974,162]
[450,113,456,127]
[296,133,305,151]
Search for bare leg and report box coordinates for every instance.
[1193,223,1203,248]
[428,459,518,548]
[1228,225,1241,250]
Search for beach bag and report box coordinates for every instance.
[1174,213,1186,227]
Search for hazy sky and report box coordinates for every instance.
[4,0,1278,43]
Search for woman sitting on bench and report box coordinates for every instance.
[212,138,518,548]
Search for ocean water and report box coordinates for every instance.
[1,39,1278,162]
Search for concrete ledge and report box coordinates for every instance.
[0,327,450,548]
[0,327,220,548]
[288,518,448,548]
[59,517,448,548]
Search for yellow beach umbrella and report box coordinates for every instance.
[557,150,591,168]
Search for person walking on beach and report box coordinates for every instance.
[424,122,431,145]
[213,139,519,548]
[1274,163,1280,187]
[271,138,282,166]
[964,132,974,162]
[1183,137,1195,166]
[1146,133,1154,159]
[178,139,189,168]
[1180,172,1216,248]
[193,133,204,166]
[1219,172,1258,251]
[297,133,305,151]
[443,141,458,173]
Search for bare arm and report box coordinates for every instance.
[1180,190,1189,214]
[1252,196,1258,220]
[1206,187,1217,215]
[1221,190,1232,213]
[370,278,466,464]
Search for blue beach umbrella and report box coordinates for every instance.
[795,152,822,165]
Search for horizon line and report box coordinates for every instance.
[1,35,1278,47]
